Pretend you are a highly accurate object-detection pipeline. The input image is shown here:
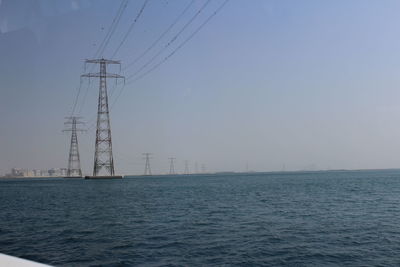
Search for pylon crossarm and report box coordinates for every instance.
[85,59,121,65]
[81,73,124,79]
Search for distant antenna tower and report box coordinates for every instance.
[63,117,85,177]
[81,59,124,176]
[194,161,199,174]
[184,160,189,175]
[169,157,176,175]
[201,163,206,173]
[143,153,152,175]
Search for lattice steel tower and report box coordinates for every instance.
[184,160,189,175]
[63,117,85,177]
[169,157,176,175]
[143,153,152,175]
[81,59,124,176]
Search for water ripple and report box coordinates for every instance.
[1,170,400,266]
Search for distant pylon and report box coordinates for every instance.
[184,160,189,175]
[195,161,199,174]
[81,58,124,176]
[169,157,176,175]
[143,153,152,175]
[201,163,206,173]
[63,117,85,177]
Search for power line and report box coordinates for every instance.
[125,0,230,85]
[69,79,83,116]
[84,113,98,132]
[111,0,150,59]
[126,0,212,81]
[95,0,129,58]
[70,0,128,118]
[80,0,229,126]
[110,0,228,107]
[85,0,128,111]
[84,80,125,132]
[77,81,91,115]
[78,72,121,115]
[124,0,196,71]
[110,83,126,110]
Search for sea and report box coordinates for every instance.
[1,170,400,266]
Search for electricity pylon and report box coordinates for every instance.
[201,163,206,173]
[169,157,176,175]
[81,59,124,176]
[63,117,85,177]
[184,160,189,175]
[143,153,152,175]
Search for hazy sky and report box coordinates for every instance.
[2,0,400,175]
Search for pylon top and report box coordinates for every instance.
[84,58,121,64]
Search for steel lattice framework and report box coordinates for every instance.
[184,160,189,175]
[143,153,152,175]
[63,117,85,177]
[169,157,176,175]
[81,59,124,176]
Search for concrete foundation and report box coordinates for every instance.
[85,176,123,179]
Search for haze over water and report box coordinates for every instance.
[1,170,400,266]
[3,0,400,174]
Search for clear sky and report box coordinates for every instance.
[2,0,400,175]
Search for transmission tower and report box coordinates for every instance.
[184,160,189,175]
[81,59,124,176]
[201,163,206,173]
[194,161,198,174]
[143,153,152,175]
[169,157,176,175]
[63,117,85,177]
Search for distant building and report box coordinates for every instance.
[11,168,24,177]
[48,168,57,177]
[23,170,34,177]
[4,167,65,178]
[60,168,67,176]
[48,168,66,177]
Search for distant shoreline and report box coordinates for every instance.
[0,176,64,179]
[2,168,400,180]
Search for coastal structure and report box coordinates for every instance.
[4,168,67,178]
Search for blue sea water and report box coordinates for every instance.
[1,170,400,266]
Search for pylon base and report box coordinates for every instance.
[85,176,123,179]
